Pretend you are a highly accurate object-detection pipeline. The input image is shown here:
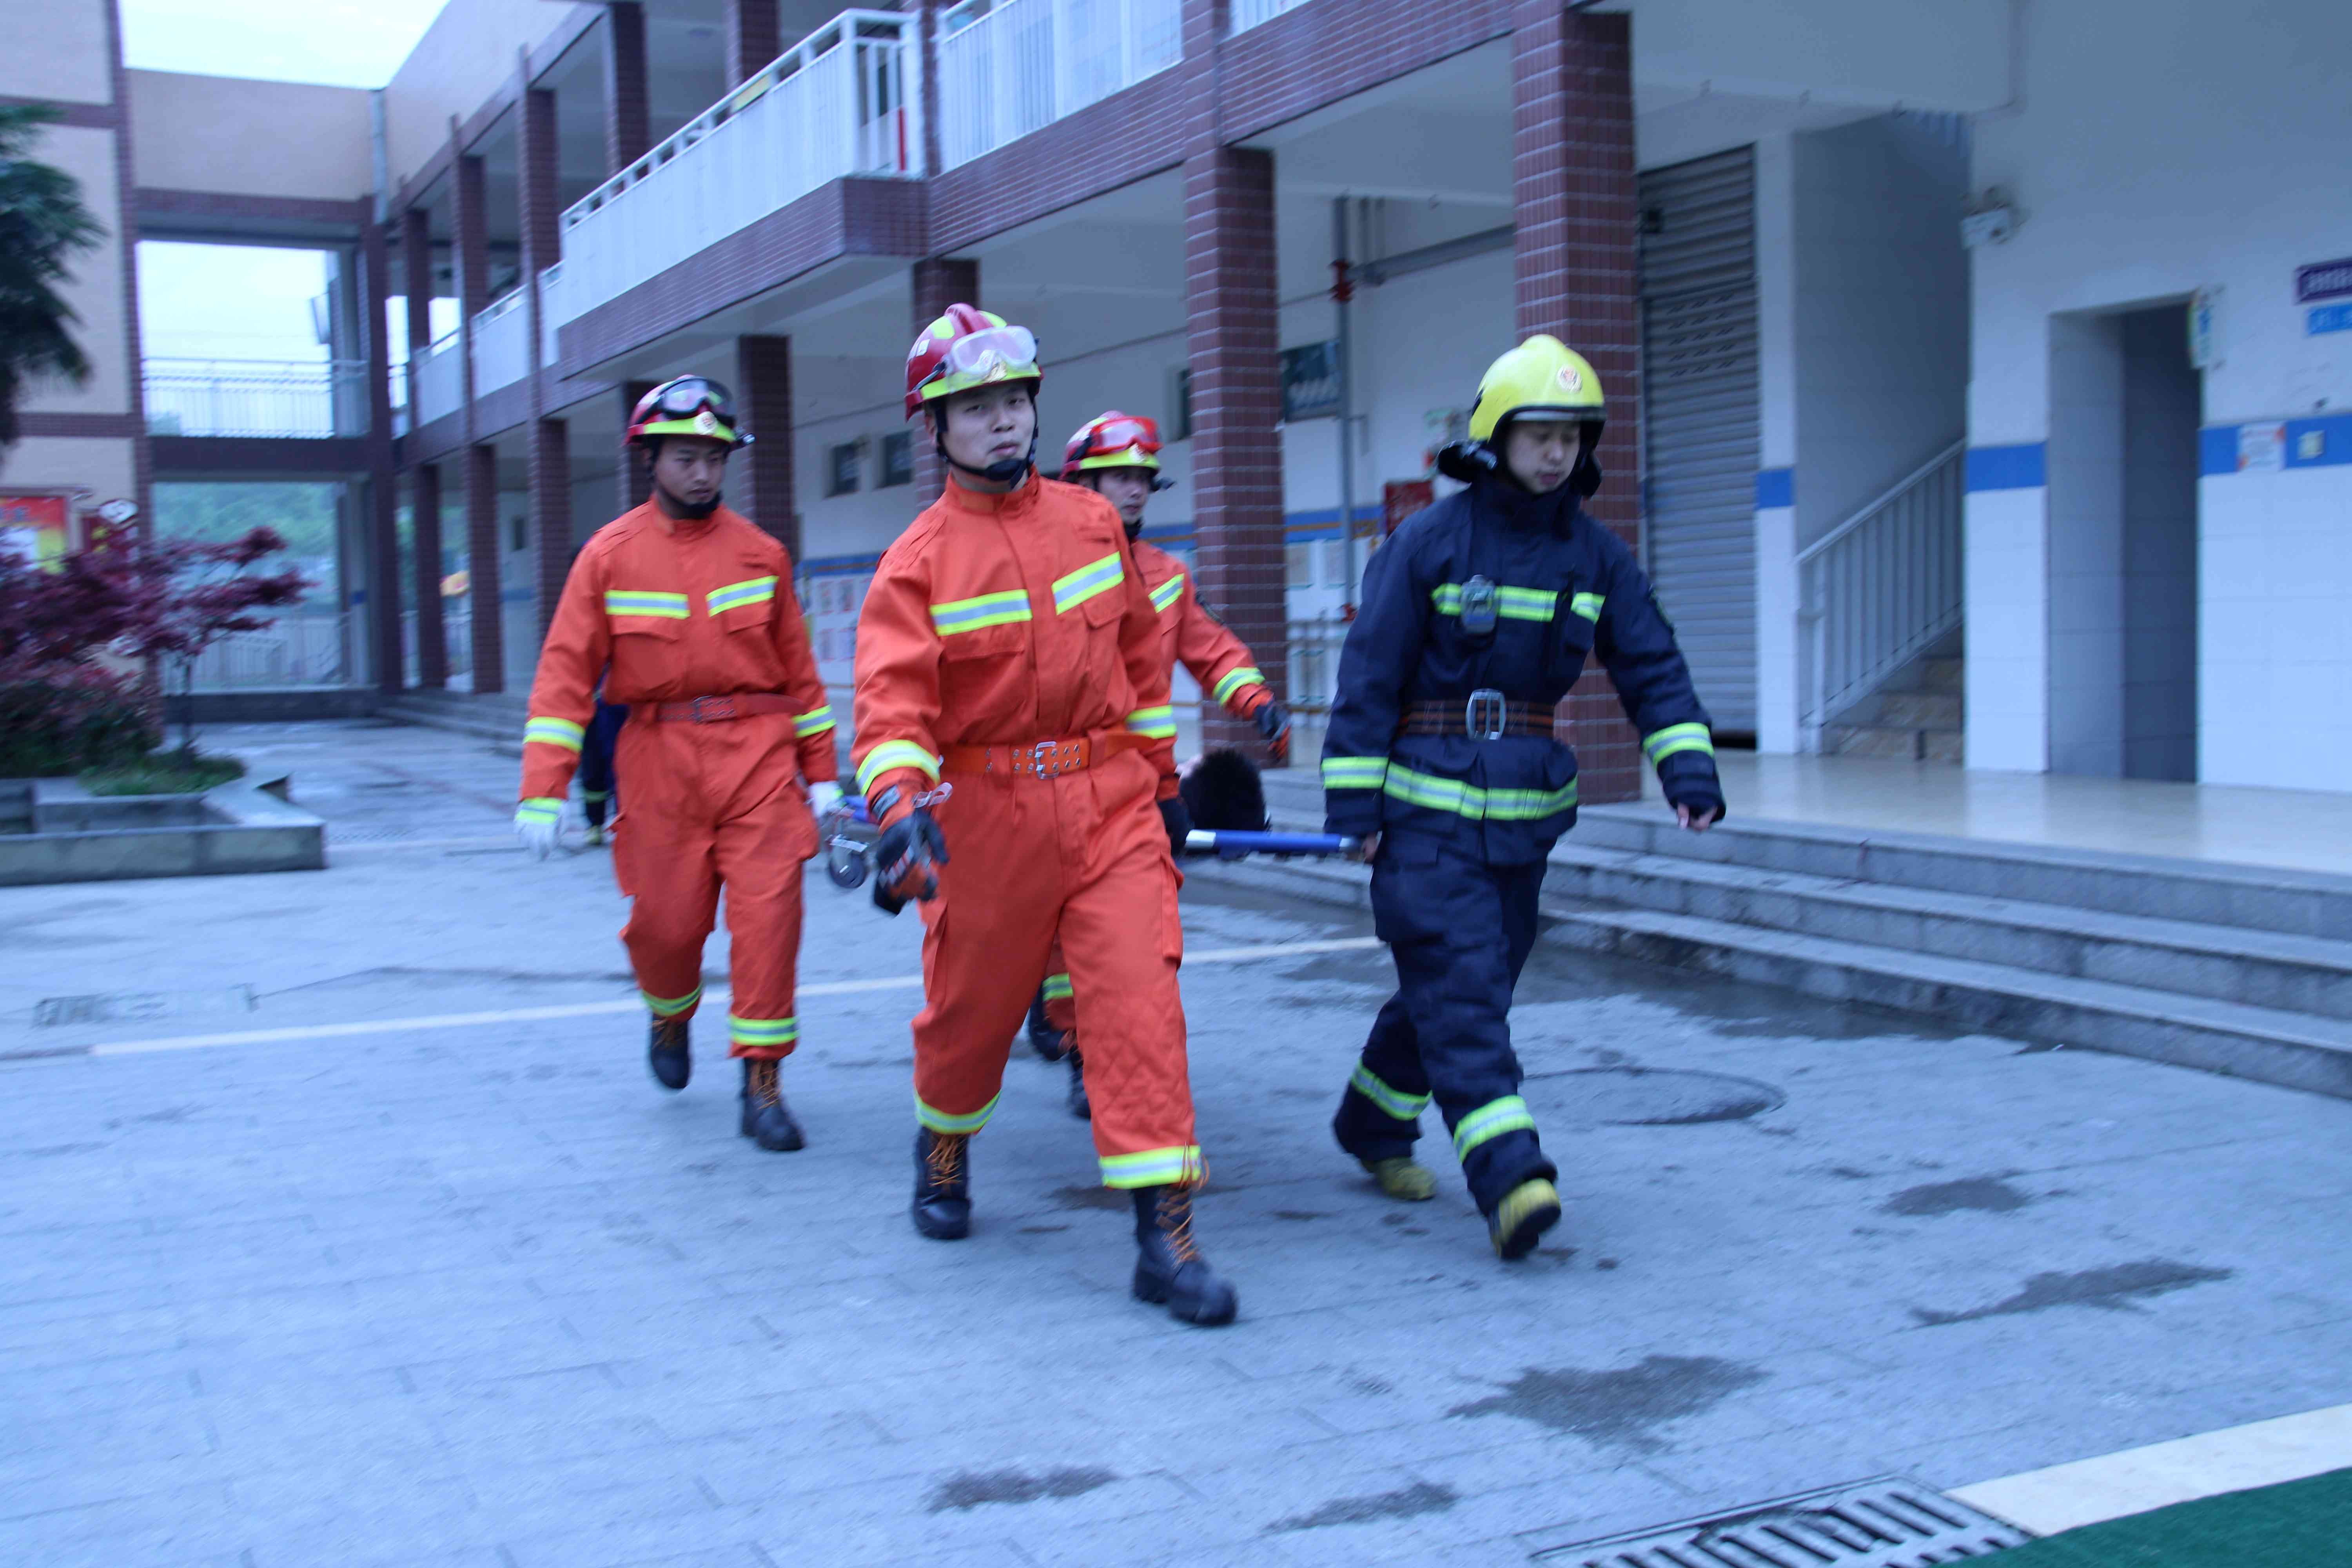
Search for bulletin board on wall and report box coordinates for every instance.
[0,494,76,570]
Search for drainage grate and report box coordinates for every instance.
[1529,1476,2032,1566]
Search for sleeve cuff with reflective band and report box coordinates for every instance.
[515,797,563,825]
[1042,973,1074,1002]
[1051,551,1125,615]
[1384,762,1576,821]
[1211,667,1266,706]
[706,575,776,615]
[931,589,1032,635]
[523,716,584,751]
[1100,1145,1205,1188]
[1150,573,1187,613]
[605,590,690,619]
[1322,755,1389,791]
[855,740,942,793]
[1430,583,1559,622]
[1570,592,1604,622]
[1349,1064,1430,1121]
[642,984,702,1018]
[1642,722,1715,766]
[726,1014,798,1050]
[795,704,836,737]
[1452,1095,1537,1159]
[1125,705,1177,740]
[916,1091,1000,1136]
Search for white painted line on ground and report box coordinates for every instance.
[330,836,517,854]
[22,936,1384,1062]
[1951,1401,2352,1536]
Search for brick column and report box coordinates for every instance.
[402,206,434,354]
[734,336,797,559]
[530,418,571,642]
[604,2,650,173]
[412,462,448,688]
[362,217,403,693]
[455,150,487,445]
[619,381,655,515]
[1515,2,1644,804]
[466,443,505,692]
[909,256,977,499]
[1183,145,1289,762]
[725,0,780,85]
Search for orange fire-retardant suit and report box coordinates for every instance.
[519,502,837,1058]
[1038,532,1273,1040]
[851,473,1199,1187]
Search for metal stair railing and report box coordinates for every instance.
[1796,438,1965,750]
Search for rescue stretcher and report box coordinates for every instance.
[819,796,1359,890]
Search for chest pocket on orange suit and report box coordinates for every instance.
[604,589,688,678]
[931,583,1034,711]
[1053,546,1129,647]
[706,572,779,635]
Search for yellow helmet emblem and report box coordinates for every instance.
[1469,333,1606,444]
[692,409,718,435]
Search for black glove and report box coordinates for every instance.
[1158,795,1194,860]
[1661,765,1726,828]
[870,808,948,916]
[1254,698,1291,763]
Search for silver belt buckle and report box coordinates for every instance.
[1466,689,1505,740]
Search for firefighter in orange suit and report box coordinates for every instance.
[1027,411,1291,1119]
[514,376,840,1152]
[852,305,1238,1327]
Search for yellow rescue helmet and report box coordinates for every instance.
[1466,334,1605,444]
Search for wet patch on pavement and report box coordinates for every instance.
[1911,1260,2235,1326]
[1527,1066,1786,1126]
[925,1466,1118,1512]
[1267,1479,1459,1533]
[1448,1355,1769,1453]
[1882,1175,2033,1216]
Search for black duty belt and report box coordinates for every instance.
[1397,690,1554,739]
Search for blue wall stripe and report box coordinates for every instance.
[1964,443,2046,492]
[2198,426,2240,477]
[1754,468,1794,509]
[2198,414,2352,477]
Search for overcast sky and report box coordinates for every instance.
[122,0,450,87]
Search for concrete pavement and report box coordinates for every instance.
[2,719,2349,1566]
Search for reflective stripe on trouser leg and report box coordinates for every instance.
[1349,1063,1430,1121]
[1042,947,1077,1038]
[642,985,702,1018]
[915,1091,999,1135]
[1332,989,1429,1164]
[728,1014,798,1055]
[709,767,815,1059]
[1451,1096,1537,1160]
[1101,1147,1204,1187]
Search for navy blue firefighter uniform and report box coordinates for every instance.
[1320,334,1723,1258]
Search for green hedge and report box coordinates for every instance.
[0,670,162,779]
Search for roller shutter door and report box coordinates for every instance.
[1639,145,1759,735]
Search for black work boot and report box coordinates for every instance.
[647,1015,691,1091]
[738,1058,805,1151]
[1065,1048,1091,1121]
[912,1128,972,1240]
[1131,1184,1238,1327]
[1025,987,1069,1062]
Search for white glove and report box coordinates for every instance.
[808,780,843,820]
[514,799,562,859]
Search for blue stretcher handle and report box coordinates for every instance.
[1185,829,1360,860]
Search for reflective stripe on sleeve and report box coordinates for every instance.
[930,590,1033,635]
[1125,706,1176,740]
[1382,763,1575,822]
[1150,574,1186,613]
[515,797,563,824]
[643,984,702,1018]
[706,575,777,615]
[1099,1146,1205,1188]
[1350,1064,1430,1121]
[523,716,584,751]
[795,704,836,737]
[1052,551,1125,615]
[856,740,942,793]
[1452,1095,1537,1159]
[1211,667,1265,706]
[605,590,690,619]
[916,1091,1000,1136]
[1321,756,1388,791]
[1643,722,1715,764]
[1570,592,1604,622]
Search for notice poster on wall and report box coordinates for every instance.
[1382,479,1433,541]
[0,495,71,570]
[2236,423,2286,472]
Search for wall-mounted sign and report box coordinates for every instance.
[2295,258,2352,304]
[2236,423,2285,473]
[0,495,72,569]
[2189,287,2222,368]
[2308,303,2352,337]
[1279,341,1343,423]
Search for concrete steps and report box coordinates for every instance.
[1823,642,1965,763]
[1236,769,2352,1100]
[379,691,527,755]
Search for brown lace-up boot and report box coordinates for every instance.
[737,1058,804,1151]
[912,1129,971,1239]
[1130,1184,1238,1326]
[647,1015,690,1091]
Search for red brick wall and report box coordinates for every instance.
[604,2,650,173]
[619,381,654,516]
[1183,144,1289,762]
[529,417,570,643]
[466,443,505,692]
[726,0,780,86]
[1515,4,1644,807]
[908,255,977,500]
[1217,0,1514,142]
[412,463,447,688]
[734,336,797,559]
[402,207,434,354]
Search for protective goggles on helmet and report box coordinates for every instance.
[918,325,1040,399]
[629,376,749,446]
[1085,416,1159,456]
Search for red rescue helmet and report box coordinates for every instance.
[1060,410,1175,490]
[905,303,1041,420]
[626,376,751,448]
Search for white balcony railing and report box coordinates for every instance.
[1797,439,1966,748]
[187,613,354,690]
[143,358,368,439]
[410,333,464,427]
[543,10,920,358]
[471,289,531,395]
[938,0,1181,170]
[1229,0,1308,33]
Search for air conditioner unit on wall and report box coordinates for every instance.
[1962,188,2019,249]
